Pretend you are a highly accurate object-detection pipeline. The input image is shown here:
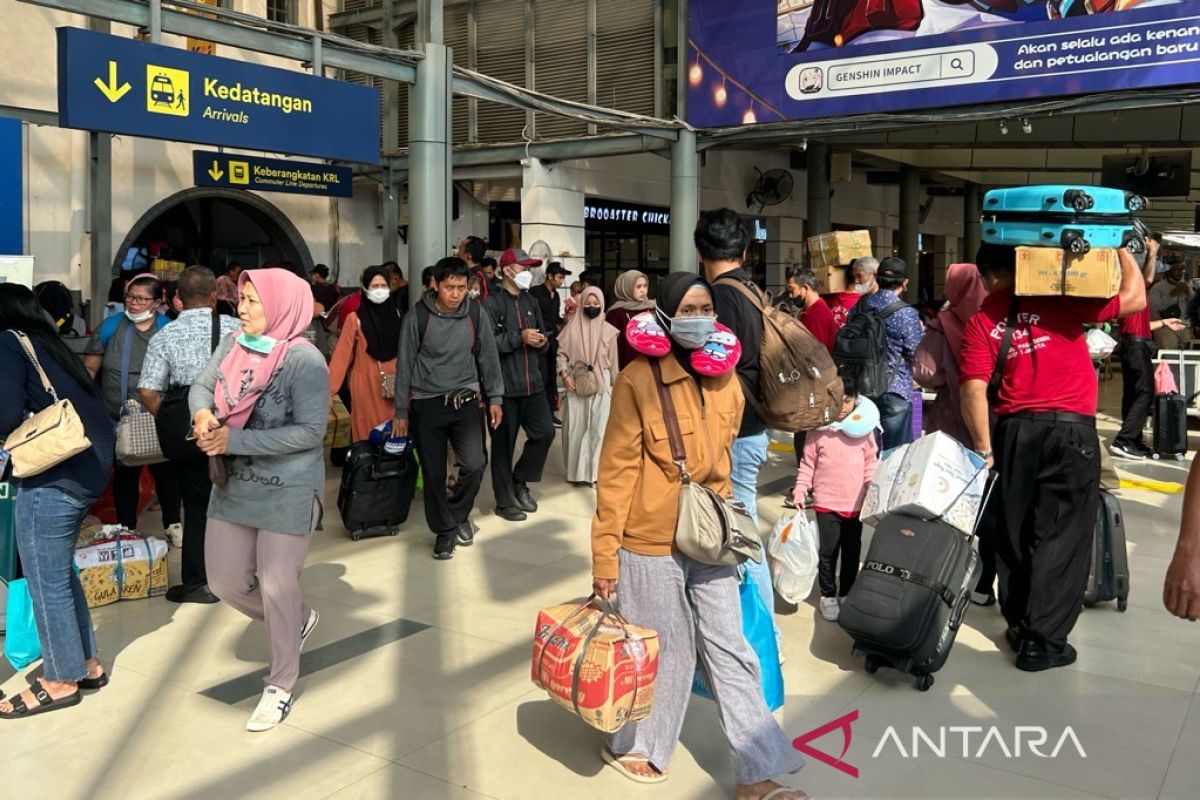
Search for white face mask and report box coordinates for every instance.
[853,282,873,295]
[467,288,481,300]
[366,288,391,305]
[125,308,155,323]
[513,271,534,291]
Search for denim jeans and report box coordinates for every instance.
[14,485,98,682]
[730,431,781,646]
[876,391,915,452]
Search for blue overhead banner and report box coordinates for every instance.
[0,118,21,255]
[689,1,1200,126]
[57,27,380,164]
[192,150,353,197]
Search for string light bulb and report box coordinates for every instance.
[688,61,703,86]
[743,107,757,125]
[1021,118,1033,134]
[714,80,728,107]
[998,119,1009,136]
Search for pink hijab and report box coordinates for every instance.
[214,269,316,429]
[938,263,988,358]
[557,286,619,373]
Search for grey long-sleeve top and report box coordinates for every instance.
[189,337,330,534]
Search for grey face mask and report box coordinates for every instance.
[664,314,717,350]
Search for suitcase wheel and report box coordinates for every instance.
[915,673,934,692]
[1126,194,1146,212]
[1117,598,1128,612]
[1064,189,1094,212]
[1124,234,1146,255]
[864,655,882,675]
[390,528,400,536]
[1063,232,1090,254]
[1175,454,1186,462]
[351,530,363,541]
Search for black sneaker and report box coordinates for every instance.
[514,483,538,513]
[165,584,220,604]
[496,506,527,522]
[552,416,563,429]
[1004,626,1023,654]
[457,521,475,546]
[1016,639,1077,672]
[970,590,996,607]
[433,534,456,560]
[1110,440,1146,461]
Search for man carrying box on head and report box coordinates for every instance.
[959,242,1147,673]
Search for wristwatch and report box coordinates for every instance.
[976,449,993,459]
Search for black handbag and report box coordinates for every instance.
[155,312,221,461]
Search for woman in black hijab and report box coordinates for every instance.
[327,266,403,442]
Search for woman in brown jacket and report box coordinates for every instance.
[591,273,807,800]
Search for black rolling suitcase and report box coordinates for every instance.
[1084,490,1130,612]
[1152,392,1189,461]
[336,441,419,541]
[838,473,995,691]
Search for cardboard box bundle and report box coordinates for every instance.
[324,396,351,449]
[813,266,847,295]
[1015,246,1121,298]
[532,599,659,733]
[861,431,988,535]
[74,528,168,608]
[808,230,873,270]
[150,258,186,282]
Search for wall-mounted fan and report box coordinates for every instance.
[747,167,795,211]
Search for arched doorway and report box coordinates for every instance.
[112,188,314,280]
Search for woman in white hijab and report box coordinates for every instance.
[556,286,620,485]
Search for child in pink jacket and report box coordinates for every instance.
[793,371,878,622]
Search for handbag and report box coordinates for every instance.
[4,577,41,670]
[155,311,221,461]
[114,325,166,467]
[692,568,784,711]
[3,331,92,479]
[570,362,600,397]
[378,362,396,399]
[649,360,763,567]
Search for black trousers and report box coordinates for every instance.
[490,394,556,509]
[412,397,487,535]
[793,431,808,466]
[1116,337,1154,448]
[173,457,212,588]
[990,416,1101,647]
[815,511,863,598]
[542,342,559,415]
[115,460,180,531]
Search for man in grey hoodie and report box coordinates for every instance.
[393,257,505,560]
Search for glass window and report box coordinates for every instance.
[266,0,293,24]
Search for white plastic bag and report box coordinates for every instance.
[767,511,819,604]
[1086,328,1117,360]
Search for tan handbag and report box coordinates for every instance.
[4,331,93,479]
[570,362,600,397]
[649,360,762,567]
[378,362,396,399]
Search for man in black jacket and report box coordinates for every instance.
[530,262,571,427]
[483,248,556,521]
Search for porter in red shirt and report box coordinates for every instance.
[958,287,1120,417]
[827,291,862,329]
[801,297,839,354]
[1119,305,1152,339]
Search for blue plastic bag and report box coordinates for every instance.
[4,578,41,670]
[692,568,784,712]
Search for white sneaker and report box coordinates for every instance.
[164,523,183,549]
[246,685,293,732]
[300,609,319,653]
[820,596,840,623]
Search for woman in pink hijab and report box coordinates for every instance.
[913,262,988,446]
[556,286,620,485]
[189,268,330,733]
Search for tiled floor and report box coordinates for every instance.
[2,381,1197,800]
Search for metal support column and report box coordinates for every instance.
[381,162,400,266]
[408,42,452,306]
[963,182,982,264]
[311,34,323,76]
[148,0,161,43]
[805,141,831,243]
[899,165,921,301]
[670,128,699,272]
[381,0,400,269]
[87,18,112,325]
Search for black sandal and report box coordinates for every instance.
[79,673,109,691]
[0,686,81,718]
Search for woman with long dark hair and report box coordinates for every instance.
[328,266,403,442]
[0,284,116,718]
[34,280,90,355]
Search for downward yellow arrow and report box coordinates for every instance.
[208,161,224,181]
[93,61,131,103]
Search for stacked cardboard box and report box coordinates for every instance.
[807,230,872,270]
[1015,246,1121,298]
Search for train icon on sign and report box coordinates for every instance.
[146,64,189,117]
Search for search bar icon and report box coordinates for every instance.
[827,50,975,92]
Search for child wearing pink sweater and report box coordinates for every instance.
[793,373,878,622]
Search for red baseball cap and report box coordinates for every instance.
[499,248,542,268]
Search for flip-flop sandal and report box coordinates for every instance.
[79,673,109,691]
[601,747,668,784]
[0,686,81,719]
[758,788,809,800]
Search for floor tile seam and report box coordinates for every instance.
[1155,690,1198,800]
[388,686,546,765]
[318,763,397,800]
[385,762,505,800]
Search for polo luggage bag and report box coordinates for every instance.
[982,185,1149,255]
[1152,392,1189,461]
[838,472,996,691]
[336,441,419,541]
[1083,490,1130,612]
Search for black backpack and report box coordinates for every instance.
[833,299,908,398]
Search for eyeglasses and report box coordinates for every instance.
[124,294,155,304]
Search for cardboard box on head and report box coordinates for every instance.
[808,230,873,270]
[1015,247,1121,298]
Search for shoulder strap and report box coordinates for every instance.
[988,295,1020,405]
[210,311,221,354]
[468,300,481,356]
[877,300,909,321]
[9,331,59,402]
[649,359,690,481]
[119,322,134,403]
[716,276,766,311]
[415,303,431,352]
